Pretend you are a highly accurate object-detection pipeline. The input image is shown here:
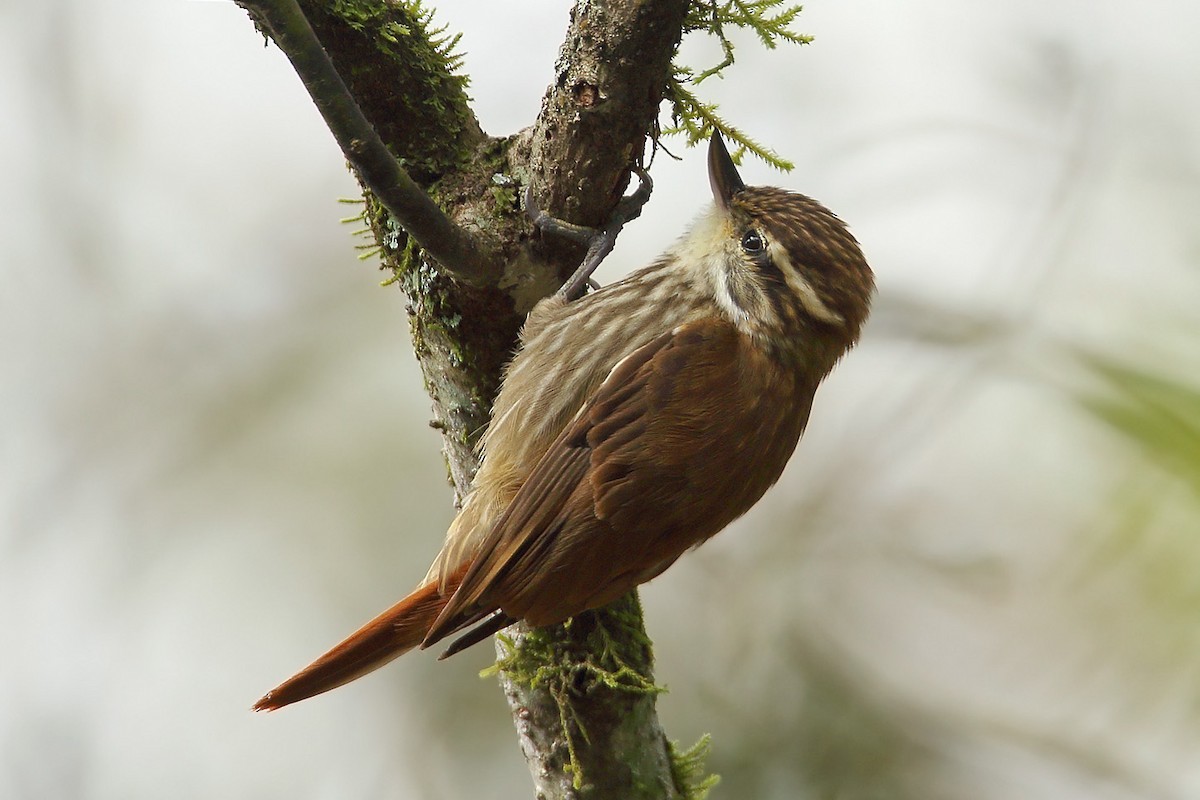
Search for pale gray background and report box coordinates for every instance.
[3,1,1199,798]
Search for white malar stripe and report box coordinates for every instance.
[713,272,750,328]
[769,241,845,326]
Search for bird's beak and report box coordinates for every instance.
[708,132,745,210]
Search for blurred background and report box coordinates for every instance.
[3,1,1199,797]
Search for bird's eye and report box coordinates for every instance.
[741,230,765,254]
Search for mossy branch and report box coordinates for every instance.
[493,592,713,799]
[298,0,480,178]
[235,0,498,284]
[232,1,769,796]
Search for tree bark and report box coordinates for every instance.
[235,1,693,796]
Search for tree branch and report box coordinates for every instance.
[235,0,498,285]
[497,3,696,797]
[497,594,686,799]
[235,1,702,796]
[528,0,691,228]
[238,0,528,502]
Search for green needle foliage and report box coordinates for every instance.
[666,1,812,170]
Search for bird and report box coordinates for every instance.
[253,133,874,711]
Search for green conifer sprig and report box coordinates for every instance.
[666,0,810,171]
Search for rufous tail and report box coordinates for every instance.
[253,564,468,711]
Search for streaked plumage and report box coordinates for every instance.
[254,134,873,711]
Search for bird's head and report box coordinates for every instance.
[674,133,874,365]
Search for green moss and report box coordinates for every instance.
[485,596,666,790]
[668,735,721,800]
[490,183,519,216]
[321,0,474,175]
[486,609,663,700]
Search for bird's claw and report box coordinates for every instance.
[526,167,654,302]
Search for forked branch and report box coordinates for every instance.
[235,0,498,284]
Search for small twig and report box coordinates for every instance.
[236,0,497,285]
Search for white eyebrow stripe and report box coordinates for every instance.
[768,239,845,325]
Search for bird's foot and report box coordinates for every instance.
[525,167,653,302]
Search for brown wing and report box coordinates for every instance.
[424,316,812,645]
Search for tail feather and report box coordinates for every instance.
[253,564,468,711]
